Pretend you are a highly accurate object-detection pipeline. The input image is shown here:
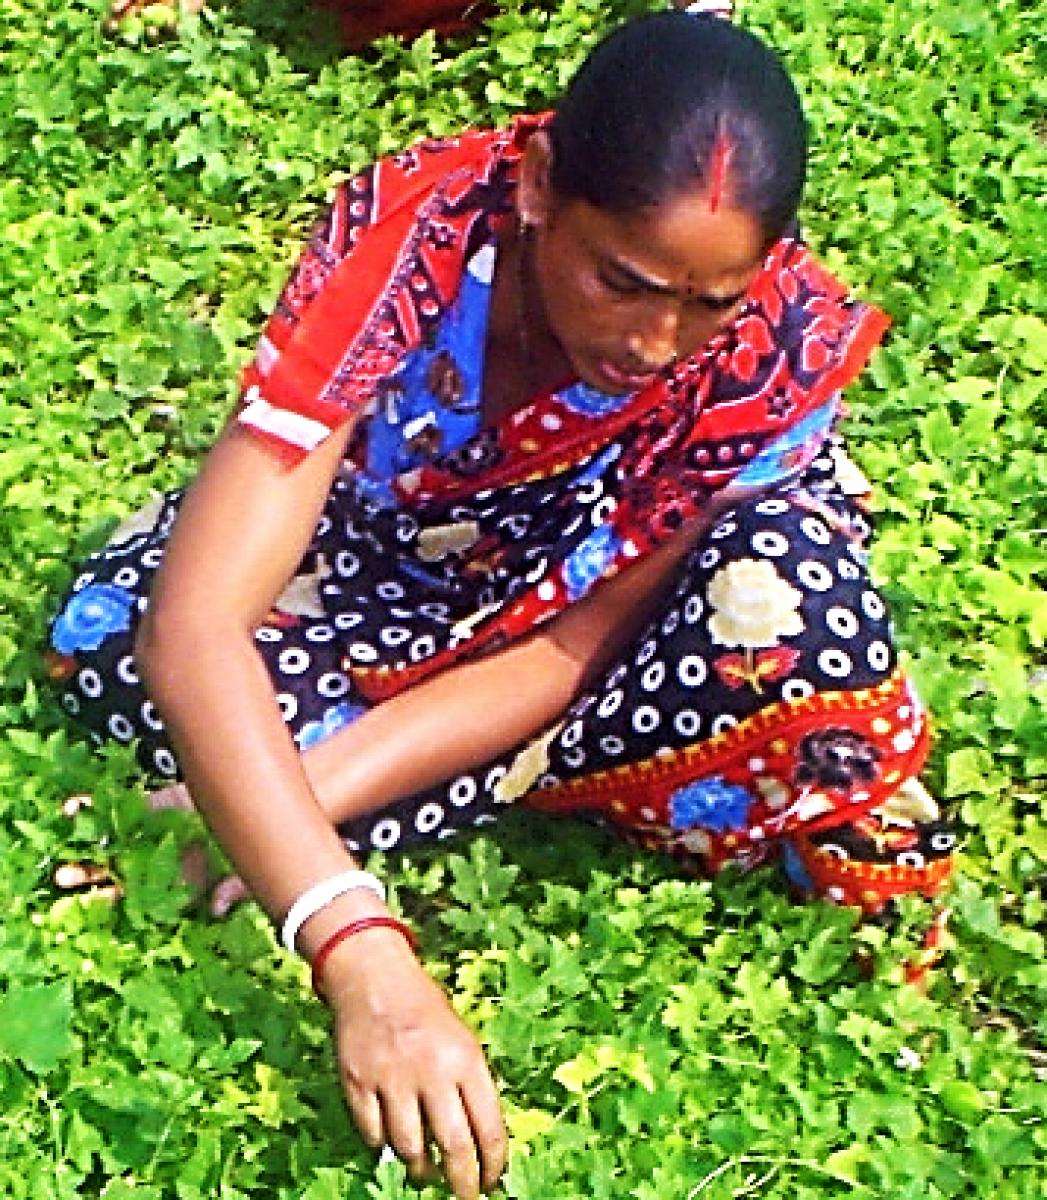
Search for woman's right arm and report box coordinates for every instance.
[135,421,505,1200]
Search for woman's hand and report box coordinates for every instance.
[322,929,506,1200]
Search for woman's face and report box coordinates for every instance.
[520,138,766,395]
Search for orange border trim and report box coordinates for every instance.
[527,669,918,812]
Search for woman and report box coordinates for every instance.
[49,13,954,1198]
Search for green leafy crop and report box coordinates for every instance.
[1,0,1044,1196]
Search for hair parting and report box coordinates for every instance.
[707,129,734,213]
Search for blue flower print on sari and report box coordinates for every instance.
[51,584,136,655]
[562,525,622,602]
[296,702,366,750]
[669,777,755,834]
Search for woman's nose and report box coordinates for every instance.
[626,304,680,371]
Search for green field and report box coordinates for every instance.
[1,1,1045,1195]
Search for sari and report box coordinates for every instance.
[49,117,954,918]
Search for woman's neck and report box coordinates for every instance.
[483,221,573,425]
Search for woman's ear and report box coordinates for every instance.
[517,130,557,229]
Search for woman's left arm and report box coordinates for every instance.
[302,487,759,825]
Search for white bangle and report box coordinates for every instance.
[280,870,386,954]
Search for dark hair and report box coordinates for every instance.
[549,12,807,243]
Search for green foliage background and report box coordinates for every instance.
[1,0,1045,1195]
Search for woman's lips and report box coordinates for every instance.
[595,359,660,391]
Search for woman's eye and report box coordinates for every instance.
[598,271,642,297]
[694,293,743,313]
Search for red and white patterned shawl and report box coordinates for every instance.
[235,116,891,695]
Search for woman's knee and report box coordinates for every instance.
[672,486,897,695]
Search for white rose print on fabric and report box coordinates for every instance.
[707,558,804,693]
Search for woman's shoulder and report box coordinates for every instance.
[235,121,537,467]
[330,114,548,248]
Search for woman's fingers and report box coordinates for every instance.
[379,1090,433,1182]
[327,940,504,1197]
[460,1071,508,1193]
[344,1037,504,1199]
[419,1065,506,1199]
[209,874,251,918]
[421,1085,479,1200]
[144,783,251,918]
[422,1089,480,1200]
[148,782,195,811]
[346,1082,385,1150]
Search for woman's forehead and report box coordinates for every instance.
[568,193,766,287]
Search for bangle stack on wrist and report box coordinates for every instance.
[679,1,734,18]
[279,870,418,999]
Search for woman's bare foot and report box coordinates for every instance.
[55,784,252,919]
[146,783,252,917]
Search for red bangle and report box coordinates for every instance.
[310,916,418,998]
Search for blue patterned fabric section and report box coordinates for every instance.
[359,244,636,502]
[557,381,636,418]
[362,247,492,492]
[731,395,839,490]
